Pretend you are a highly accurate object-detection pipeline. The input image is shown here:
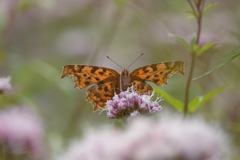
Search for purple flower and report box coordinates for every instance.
[0,106,46,159]
[57,116,230,160]
[106,87,162,119]
[0,76,12,94]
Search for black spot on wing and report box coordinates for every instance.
[142,67,147,71]
[151,64,157,71]
[104,86,109,92]
[94,92,101,97]
[77,66,84,72]
[144,70,149,73]
[97,81,104,90]
[99,81,104,84]
[99,72,104,75]
[90,67,98,73]
[104,94,112,98]
[100,99,107,102]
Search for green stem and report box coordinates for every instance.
[183,53,196,117]
[184,0,204,117]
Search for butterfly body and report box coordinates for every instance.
[61,61,184,111]
[119,68,131,92]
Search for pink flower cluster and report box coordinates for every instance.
[0,76,11,94]
[106,87,162,119]
[0,107,46,159]
[58,117,229,160]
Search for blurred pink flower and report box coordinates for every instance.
[57,116,229,160]
[0,76,12,94]
[106,87,162,119]
[0,106,46,159]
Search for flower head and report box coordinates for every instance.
[57,116,230,160]
[0,76,12,94]
[106,87,162,119]
[0,106,46,159]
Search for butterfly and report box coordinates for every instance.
[61,61,184,111]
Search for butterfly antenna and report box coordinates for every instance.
[127,52,144,69]
[106,56,123,69]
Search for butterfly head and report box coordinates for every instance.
[121,68,129,76]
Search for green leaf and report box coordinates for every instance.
[190,34,196,50]
[189,84,232,113]
[169,34,191,52]
[193,44,200,53]
[196,43,218,56]
[193,47,240,80]
[17,0,37,13]
[154,88,184,112]
[186,15,195,19]
[186,10,197,19]
[203,2,218,14]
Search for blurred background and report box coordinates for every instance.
[0,0,240,159]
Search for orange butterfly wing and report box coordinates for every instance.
[130,61,184,93]
[62,61,185,111]
[61,65,120,111]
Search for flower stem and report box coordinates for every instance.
[183,53,195,117]
[183,0,204,118]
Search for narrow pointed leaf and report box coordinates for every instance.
[193,47,240,80]
[203,2,218,14]
[196,43,218,56]
[154,88,184,112]
[186,10,196,19]
[189,83,232,113]
[168,34,191,52]
[186,15,195,19]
